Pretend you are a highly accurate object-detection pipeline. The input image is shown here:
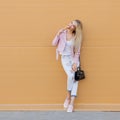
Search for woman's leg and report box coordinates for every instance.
[61,56,74,108]
[67,91,71,100]
[70,96,75,105]
[63,73,74,108]
[67,81,78,112]
[67,97,75,112]
[61,55,74,91]
[61,55,79,111]
[63,91,71,108]
[71,81,79,97]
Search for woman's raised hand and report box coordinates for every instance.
[57,26,68,36]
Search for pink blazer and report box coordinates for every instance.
[52,29,80,64]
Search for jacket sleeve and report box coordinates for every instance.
[73,47,80,65]
[52,33,60,46]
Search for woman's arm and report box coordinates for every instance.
[52,29,64,46]
[72,47,80,71]
[52,34,60,46]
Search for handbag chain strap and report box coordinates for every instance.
[78,55,81,69]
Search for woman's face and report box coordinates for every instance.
[66,21,77,31]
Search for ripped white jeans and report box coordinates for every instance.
[61,55,79,97]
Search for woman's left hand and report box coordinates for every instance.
[72,63,77,72]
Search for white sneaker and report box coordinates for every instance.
[67,104,74,112]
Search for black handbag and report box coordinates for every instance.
[74,56,85,81]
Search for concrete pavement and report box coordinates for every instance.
[0,111,120,120]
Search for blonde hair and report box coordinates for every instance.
[73,20,83,53]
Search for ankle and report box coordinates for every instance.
[66,97,71,101]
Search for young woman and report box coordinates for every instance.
[52,19,83,112]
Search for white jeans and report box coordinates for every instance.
[61,55,79,97]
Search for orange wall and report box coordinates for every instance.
[0,0,120,110]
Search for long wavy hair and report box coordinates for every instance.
[73,19,83,53]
